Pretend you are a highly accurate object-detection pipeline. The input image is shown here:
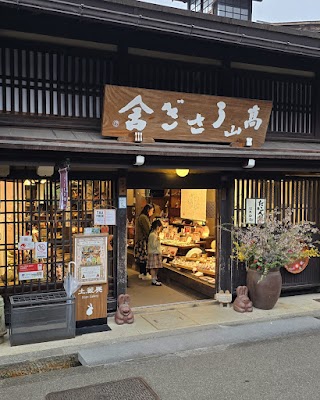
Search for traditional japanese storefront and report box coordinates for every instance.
[1,0,320,313]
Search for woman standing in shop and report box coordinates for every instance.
[134,203,154,280]
[147,219,163,286]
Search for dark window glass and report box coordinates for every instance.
[216,0,250,20]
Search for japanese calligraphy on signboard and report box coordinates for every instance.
[73,234,108,285]
[102,85,273,148]
[245,198,266,224]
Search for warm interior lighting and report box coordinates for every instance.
[24,179,31,186]
[176,169,189,178]
[40,179,47,184]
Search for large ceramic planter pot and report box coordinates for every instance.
[246,269,282,310]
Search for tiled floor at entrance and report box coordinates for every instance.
[127,268,203,308]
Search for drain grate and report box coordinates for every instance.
[46,377,160,400]
[0,354,80,380]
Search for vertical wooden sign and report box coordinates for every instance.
[75,283,108,321]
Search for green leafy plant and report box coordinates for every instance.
[232,208,320,279]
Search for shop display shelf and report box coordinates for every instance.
[162,263,215,298]
[9,291,75,346]
[170,263,215,277]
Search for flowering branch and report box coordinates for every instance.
[230,208,320,279]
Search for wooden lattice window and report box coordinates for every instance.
[128,56,220,96]
[0,178,117,305]
[0,46,115,119]
[232,70,314,135]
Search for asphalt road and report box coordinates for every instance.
[1,328,320,400]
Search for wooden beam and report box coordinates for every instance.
[116,173,128,299]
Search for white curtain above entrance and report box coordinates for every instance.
[181,189,207,222]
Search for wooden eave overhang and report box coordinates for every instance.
[0,0,320,59]
[1,128,320,174]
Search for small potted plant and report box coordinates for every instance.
[232,208,320,309]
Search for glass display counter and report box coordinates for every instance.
[161,243,216,298]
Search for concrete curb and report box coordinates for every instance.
[1,298,320,371]
[1,308,320,368]
[78,315,320,366]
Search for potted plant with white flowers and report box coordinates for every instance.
[232,208,320,309]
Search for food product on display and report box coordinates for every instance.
[185,248,203,258]
[161,245,178,257]
[161,239,196,247]
[199,276,215,284]
[192,232,201,242]
[170,256,215,276]
[201,226,210,238]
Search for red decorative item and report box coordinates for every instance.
[284,257,309,274]
[101,225,109,234]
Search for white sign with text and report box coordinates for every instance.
[94,209,116,225]
[245,198,266,224]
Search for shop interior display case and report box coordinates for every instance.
[126,187,217,298]
[160,227,216,297]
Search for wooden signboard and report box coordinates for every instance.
[75,283,108,321]
[102,85,273,148]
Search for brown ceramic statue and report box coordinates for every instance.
[115,294,134,325]
[233,286,253,313]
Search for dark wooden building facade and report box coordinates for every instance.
[1,0,320,312]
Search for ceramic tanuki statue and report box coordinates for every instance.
[233,286,253,313]
[115,294,134,325]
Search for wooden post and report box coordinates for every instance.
[314,73,320,140]
[216,177,234,293]
[116,173,128,298]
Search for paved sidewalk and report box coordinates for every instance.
[1,293,320,367]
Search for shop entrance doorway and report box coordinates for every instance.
[126,187,218,308]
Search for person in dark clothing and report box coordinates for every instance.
[134,203,154,280]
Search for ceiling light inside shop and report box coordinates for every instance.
[176,169,189,178]
[24,179,32,186]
